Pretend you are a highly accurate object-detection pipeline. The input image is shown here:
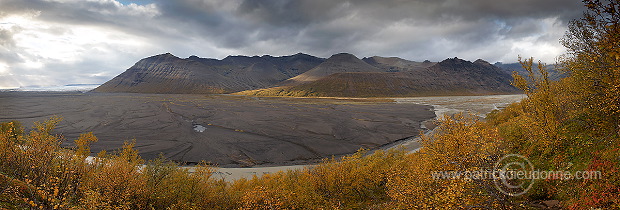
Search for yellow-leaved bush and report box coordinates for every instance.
[386,114,509,209]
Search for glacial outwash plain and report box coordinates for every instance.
[0,92,436,167]
[0,52,530,167]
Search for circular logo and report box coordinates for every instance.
[493,154,535,196]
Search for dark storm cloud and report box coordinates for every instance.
[0,0,586,57]
[455,0,583,21]
[229,0,583,31]
[233,0,583,24]
[145,0,585,60]
[0,0,587,88]
[235,0,348,26]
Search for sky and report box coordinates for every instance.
[0,0,586,89]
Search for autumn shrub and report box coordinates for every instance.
[488,57,620,207]
[485,1,620,207]
[233,149,406,209]
[141,157,232,209]
[386,114,511,209]
[236,171,324,210]
[0,118,234,209]
[0,116,86,209]
[308,149,403,208]
[76,141,148,209]
[556,1,620,207]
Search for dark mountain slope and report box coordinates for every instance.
[93,53,324,94]
[362,56,436,72]
[282,53,381,85]
[239,57,520,97]
[93,53,236,94]
[494,62,565,81]
[95,52,520,97]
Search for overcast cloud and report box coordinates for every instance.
[0,0,585,88]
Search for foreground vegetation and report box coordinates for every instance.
[0,114,513,209]
[2,0,620,209]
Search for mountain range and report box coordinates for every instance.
[494,62,565,81]
[93,52,525,97]
[92,53,324,94]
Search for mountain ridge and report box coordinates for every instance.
[92,53,325,94]
[94,52,521,97]
[237,56,520,97]
[282,53,381,85]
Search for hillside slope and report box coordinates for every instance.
[362,56,436,72]
[282,53,381,85]
[494,62,565,81]
[239,57,520,97]
[92,53,324,94]
[94,52,520,97]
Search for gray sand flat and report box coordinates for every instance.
[0,92,435,167]
[185,94,525,181]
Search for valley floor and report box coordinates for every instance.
[0,92,523,176]
[190,94,526,181]
[1,92,437,167]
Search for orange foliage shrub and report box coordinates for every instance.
[386,114,509,209]
[0,118,229,209]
